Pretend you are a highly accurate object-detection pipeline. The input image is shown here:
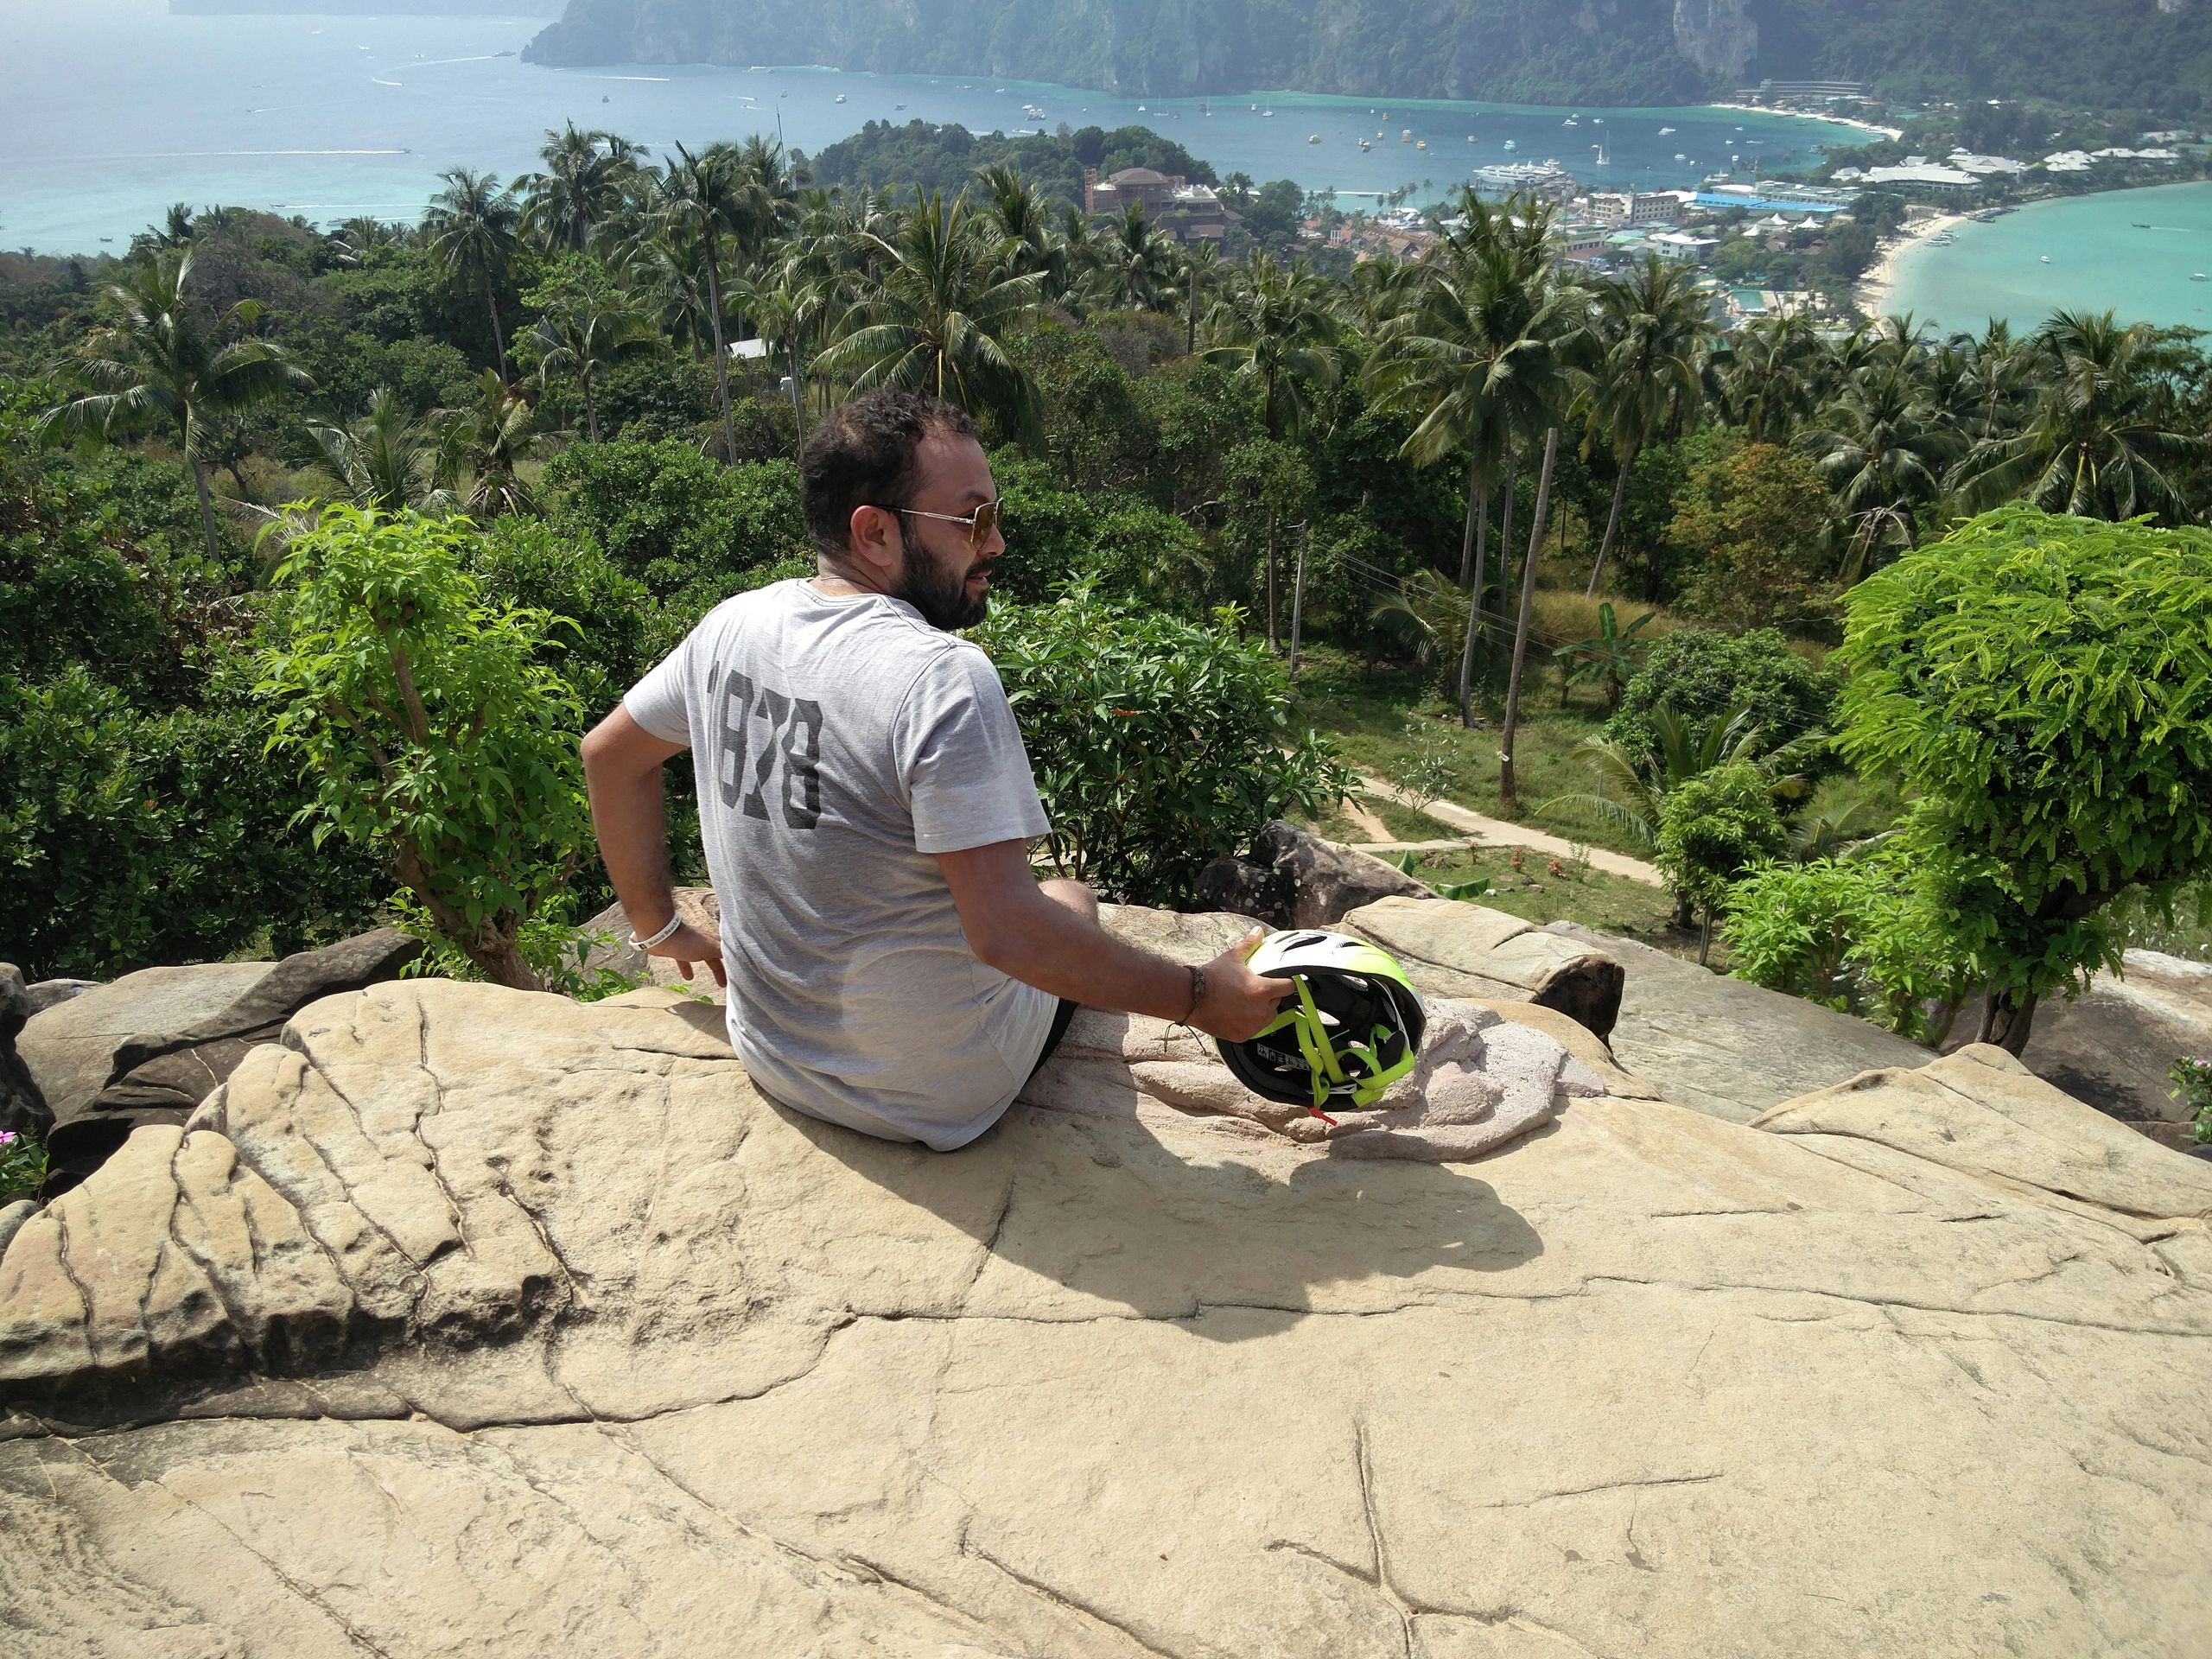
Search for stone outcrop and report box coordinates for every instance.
[1548,918,1930,1121]
[17,962,279,1130]
[27,931,421,1198]
[7,893,2212,1656]
[1349,895,1626,1039]
[1949,950,2212,1151]
[1193,819,1438,930]
[3,890,2212,1654]
[0,966,44,1141]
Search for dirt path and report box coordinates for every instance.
[1357,773,1665,887]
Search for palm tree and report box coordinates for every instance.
[1797,353,1964,576]
[1180,237,1222,356]
[423,167,522,382]
[1953,309,2206,522]
[37,248,310,562]
[524,286,658,443]
[651,139,793,461]
[514,123,637,255]
[1706,311,1818,443]
[812,191,1047,440]
[305,387,454,515]
[432,369,540,519]
[1364,191,1567,728]
[1201,249,1341,442]
[975,162,1058,286]
[1085,203,1179,314]
[1580,256,1710,596]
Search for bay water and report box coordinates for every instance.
[3,0,1867,255]
[1885,181,2212,335]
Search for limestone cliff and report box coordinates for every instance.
[1673,0,1758,79]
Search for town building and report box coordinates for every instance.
[1082,168,1234,245]
[1587,189,1684,226]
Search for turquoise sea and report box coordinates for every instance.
[1885,181,2212,335]
[1,0,1868,256]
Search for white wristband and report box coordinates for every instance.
[628,912,683,950]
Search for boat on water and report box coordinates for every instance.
[2041,254,2051,264]
[1674,152,1688,162]
[1359,139,1371,150]
[834,94,847,103]
[1562,118,1579,129]
[1309,134,1321,143]
[2134,221,2152,229]
[1658,125,1675,136]
[1503,139,1517,152]
[1416,139,1428,149]
[1262,108,1275,117]
[1401,129,1413,143]
[2194,272,2209,282]
[893,103,905,110]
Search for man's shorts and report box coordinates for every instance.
[1023,997,1080,1084]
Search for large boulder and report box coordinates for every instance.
[2,974,2209,1656]
[34,931,421,1198]
[16,962,280,1130]
[1194,819,1437,929]
[1949,950,2212,1150]
[1346,896,1625,1039]
[0,966,44,1140]
[1547,918,1930,1122]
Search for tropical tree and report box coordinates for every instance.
[1202,249,1342,444]
[1796,351,1964,575]
[1953,309,2206,523]
[523,267,658,442]
[305,386,454,515]
[1364,190,1567,728]
[1580,255,1710,596]
[423,167,522,382]
[812,191,1047,440]
[36,248,311,561]
[432,368,540,519]
[1085,203,1180,314]
[1706,311,1819,443]
[514,123,637,255]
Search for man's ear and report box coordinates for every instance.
[844,503,903,580]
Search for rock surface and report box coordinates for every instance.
[1949,950,2212,1151]
[44,930,422,1194]
[1351,896,1625,1039]
[3,955,2210,1656]
[1548,918,1930,1122]
[17,962,277,1131]
[1193,818,1438,930]
[0,965,44,1139]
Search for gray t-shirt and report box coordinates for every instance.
[624,579,1056,1150]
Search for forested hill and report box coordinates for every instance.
[522,0,2212,114]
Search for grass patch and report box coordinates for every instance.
[1402,846,1704,960]
[1293,669,1649,859]
[1367,798,1461,842]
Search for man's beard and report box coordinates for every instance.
[892,547,992,631]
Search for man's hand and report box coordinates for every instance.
[1190,925,1295,1042]
[645,919,727,988]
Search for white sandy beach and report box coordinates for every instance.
[1854,210,1970,316]
[1702,100,1904,142]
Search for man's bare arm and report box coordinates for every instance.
[936,841,1290,1041]
[580,705,725,986]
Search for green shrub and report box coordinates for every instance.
[0,662,382,979]
[1724,852,1977,1044]
[467,515,652,715]
[257,505,593,990]
[1654,762,1789,961]
[1607,627,1839,778]
[978,588,1351,906]
[542,440,808,594]
[1837,507,2212,1052]
[2171,1057,2212,1147]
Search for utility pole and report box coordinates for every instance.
[1186,263,1198,357]
[1287,522,1311,677]
[1498,425,1559,817]
[1265,513,1279,651]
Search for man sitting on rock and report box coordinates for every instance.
[581,389,1290,1151]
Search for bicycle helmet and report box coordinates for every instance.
[1217,930,1427,1121]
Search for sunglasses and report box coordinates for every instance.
[882,499,1002,552]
